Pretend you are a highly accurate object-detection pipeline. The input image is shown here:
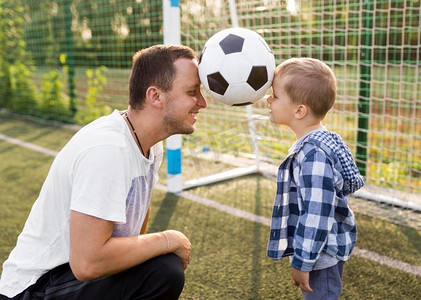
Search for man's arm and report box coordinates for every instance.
[69,210,191,281]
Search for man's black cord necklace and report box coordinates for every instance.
[124,112,145,156]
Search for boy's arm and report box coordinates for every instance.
[291,268,313,292]
[291,148,336,271]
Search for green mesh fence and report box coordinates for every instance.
[0,0,420,199]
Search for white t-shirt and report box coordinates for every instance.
[0,110,163,297]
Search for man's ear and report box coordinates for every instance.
[294,104,307,119]
[145,86,163,108]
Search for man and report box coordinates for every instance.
[0,45,207,299]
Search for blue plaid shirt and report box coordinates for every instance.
[267,129,364,271]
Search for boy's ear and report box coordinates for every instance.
[145,86,163,108]
[294,104,307,119]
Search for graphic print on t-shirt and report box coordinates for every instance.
[112,173,153,237]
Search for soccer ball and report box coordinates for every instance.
[198,27,276,106]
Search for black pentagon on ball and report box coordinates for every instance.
[219,34,245,55]
[247,66,268,91]
[207,72,229,95]
[232,102,253,107]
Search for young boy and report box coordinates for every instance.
[266,57,365,300]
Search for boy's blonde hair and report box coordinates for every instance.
[276,57,336,118]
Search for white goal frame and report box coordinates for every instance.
[162,0,421,213]
[164,0,264,193]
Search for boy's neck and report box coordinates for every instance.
[292,121,324,140]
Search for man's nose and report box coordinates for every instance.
[197,91,207,108]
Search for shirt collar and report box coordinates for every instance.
[288,126,327,155]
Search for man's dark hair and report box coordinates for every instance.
[129,45,197,109]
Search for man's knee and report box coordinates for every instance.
[151,254,185,290]
[127,253,185,299]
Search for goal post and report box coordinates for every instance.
[163,0,183,193]
[164,0,420,210]
[164,0,272,192]
[164,0,266,192]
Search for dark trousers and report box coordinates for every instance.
[1,253,184,300]
[302,261,345,300]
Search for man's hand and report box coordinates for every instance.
[291,268,313,292]
[164,230,192,270]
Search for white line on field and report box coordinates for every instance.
[1,133,420,277]
[155,183,421,277]
[0,133,59,157]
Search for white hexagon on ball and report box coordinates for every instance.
[198,27,275,106]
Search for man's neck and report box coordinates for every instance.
[125,107,164,157]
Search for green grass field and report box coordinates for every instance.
[0,113,420,299]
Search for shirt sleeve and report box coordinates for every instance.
[70,145,131,223]
[291,148,336,271]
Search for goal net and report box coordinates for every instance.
[2,0,419,211]
[176,0,420,210]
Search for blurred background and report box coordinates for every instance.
[0,0,420,210]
